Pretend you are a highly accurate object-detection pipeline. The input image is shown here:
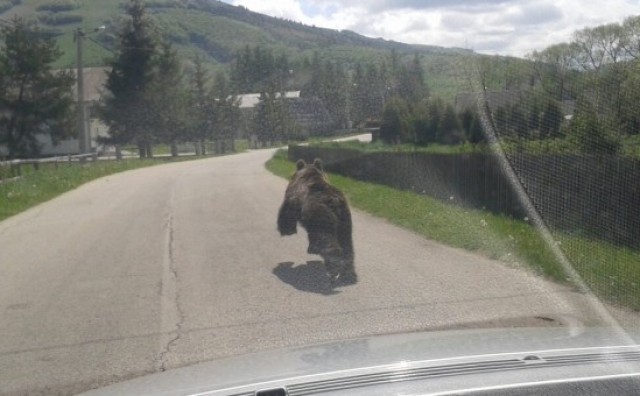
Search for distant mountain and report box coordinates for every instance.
[0,0,486,99]
[0,0,471,66]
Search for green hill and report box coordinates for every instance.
[1,0,469,63]
[1,0,505,98]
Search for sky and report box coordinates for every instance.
[221,0,640,57]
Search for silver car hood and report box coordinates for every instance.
[78,326,640,396]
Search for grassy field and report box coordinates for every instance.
[266,149,640,311]
[3,0,123,67]
[2,0,476,97]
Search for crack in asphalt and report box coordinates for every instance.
[157,191,186,372]
[0,287,592,358]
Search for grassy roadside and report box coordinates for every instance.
[312,137,640,159]
[1,138,253,222]
[313,139,490,154]
[266,149,640,311]
[1,155,207,222]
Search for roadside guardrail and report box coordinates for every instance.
[0,153,97,181]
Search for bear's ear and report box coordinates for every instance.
[313,158,323,171]
[296,159,306,170]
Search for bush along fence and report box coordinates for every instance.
[288,145,640,250]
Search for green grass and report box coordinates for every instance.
[314,137,640,159]
[558,237,640,310]
[4,0,475,94]
[312,139,490,154]
[621,135,640,158]
[4,0,124,67]
[266,149,640,311]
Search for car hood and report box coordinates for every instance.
[78,326,640,396]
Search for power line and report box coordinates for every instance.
[85,35,115,54]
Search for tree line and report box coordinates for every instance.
[375,14,640,154]
[0,1,244,159]
[379,97,484,146]
[222,42,434,146]
[512,15,640,154]
[0,0,445,159]
[98,0,242,159]
[4,0,639,159]
[0,0,435,159]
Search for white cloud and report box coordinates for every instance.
[227,0,640,57]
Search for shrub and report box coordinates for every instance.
[35,1,78,13]
[38,12,83,25]
[567,101,620,155]
[380,97,413,144]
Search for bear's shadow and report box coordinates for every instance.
[273,261,340,295]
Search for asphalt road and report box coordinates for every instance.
[0,146,635,395]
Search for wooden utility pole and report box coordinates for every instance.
[75,27,87,154]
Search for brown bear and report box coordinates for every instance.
[277,158,356,285]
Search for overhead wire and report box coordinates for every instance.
[85,35,115,54]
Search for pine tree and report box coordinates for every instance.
[380,97,412,144]
[211,71,240,153]
[231,45,251,93]
[438,103,461,144]
[539,99,564,139]
[426,97,443,143]
[350,62,368,126]
[0,17,74,159]
[255,88,277,146]
[467,112,485,145]
[460,109,474,137]
[147,40,186,157]
[568,100,620,154]
[189,54,212,155]
[393,53,427,103]
[509,105,528,139]
[98,0,157,159]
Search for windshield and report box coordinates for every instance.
[1,0,640,395]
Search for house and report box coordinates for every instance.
[283,96,334,135]
[1,67,108,158]
[237,90,335,147]
[29,67,110,157]
[237,91,301,109]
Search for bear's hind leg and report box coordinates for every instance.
[335,256,357,285]
[324,255,344,284]
[306,231,342,256]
